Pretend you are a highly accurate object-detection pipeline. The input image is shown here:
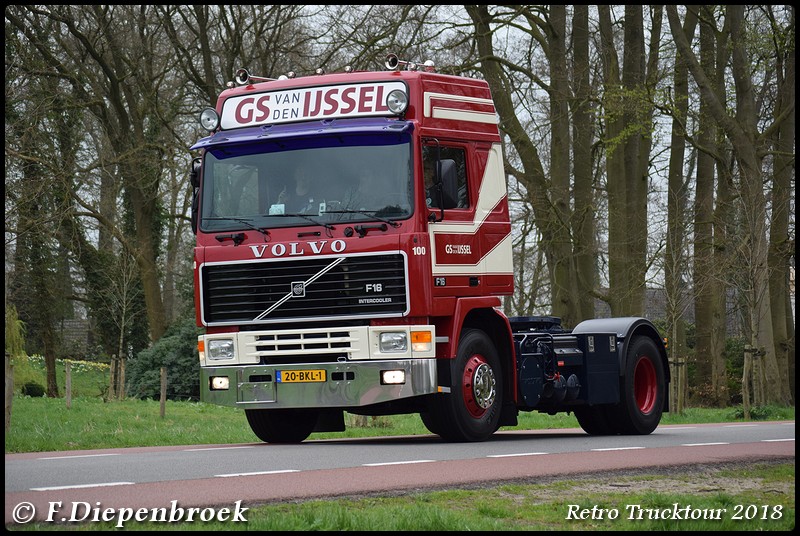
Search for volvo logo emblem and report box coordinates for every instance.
[253,257,345,321]
[291,282,305,298]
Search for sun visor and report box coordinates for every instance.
[190,118,413,151]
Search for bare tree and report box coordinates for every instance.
[5,23,82,396]
[571,5,599,321]
[464,5,598,327]
[663,7,698,412]
[692,6,728,405]
[93,250,143,400]
[667,5,793,405]
[6,6,193,342]
[597,6,662,317]
[765,6,796,404]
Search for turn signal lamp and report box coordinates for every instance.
[410,330,432,352]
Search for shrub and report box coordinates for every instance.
[21,381,45,397]
[730,405,785,421]
[126,316,202,400]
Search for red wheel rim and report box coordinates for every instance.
[634,355,657,414]
[462,354,496,418]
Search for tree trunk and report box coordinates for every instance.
[629,5,661,315]
[546,5,579,327]
[727,6,784,406]
[692,16,717,402]
[665,7,697,412]
[768,15,795,404]
[598,5,628,316]
[571,5,597,322]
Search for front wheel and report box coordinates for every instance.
[245,408,319,443]
[425,329,503,442]
[613,337,665,435]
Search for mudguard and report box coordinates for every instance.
[571,317,669,384]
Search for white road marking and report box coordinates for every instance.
[184,446,256,452]
[38,453,120,460]
[31,482,134,491]
[487,452,548,458]
[362,460,435,466]
[591,447,645,452]
[216,470,300,477]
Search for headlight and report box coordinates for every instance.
[380,332,408,352]
[199,108,220,131]
[386,89,408,115]
[207,338,235,360]
[210,376,230,390]
[381,370,405,385]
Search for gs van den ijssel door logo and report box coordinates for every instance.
[291,282,305,298]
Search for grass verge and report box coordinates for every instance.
[4,395,795,453]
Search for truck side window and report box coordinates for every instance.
[422,146,468,209]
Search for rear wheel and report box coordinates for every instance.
[574,405,617,435]
[245,408,319,443]
[613,337,665,435]
[426,329,503,442]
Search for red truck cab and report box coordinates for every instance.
[190,56,668,443]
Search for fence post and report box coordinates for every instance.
[65,361,72,409]
[5,353,12,434]
[160,367,167,418]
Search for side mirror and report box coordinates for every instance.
[191,189,199,235]
[190,158,202,235]
[190,157,202,188]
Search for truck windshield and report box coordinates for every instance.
[199,133,412,233]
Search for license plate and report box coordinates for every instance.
[276,370,326,383]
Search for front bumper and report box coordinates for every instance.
[201,358,438,409]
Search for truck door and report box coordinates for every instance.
[425,142,513,295]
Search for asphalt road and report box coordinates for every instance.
[5,421,794,526]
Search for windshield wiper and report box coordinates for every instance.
[202,217,270,239]
[271,213,336,232]
[322,209,401,228]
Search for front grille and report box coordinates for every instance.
[201,253,407,325]
[244,328,363,364]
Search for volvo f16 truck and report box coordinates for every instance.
[189,54,668,443]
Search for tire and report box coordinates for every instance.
[613,336,665,435]
[574,405,618,435]
[426,329,503,442]
[419,410,442,436]
[245,408,319,443]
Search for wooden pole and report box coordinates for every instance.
[118,358,126,400]
[5,353,13,434]
[160,367,167,418]
[109,355,117,400]
[65,361,72,409]
[742,345,752,420]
